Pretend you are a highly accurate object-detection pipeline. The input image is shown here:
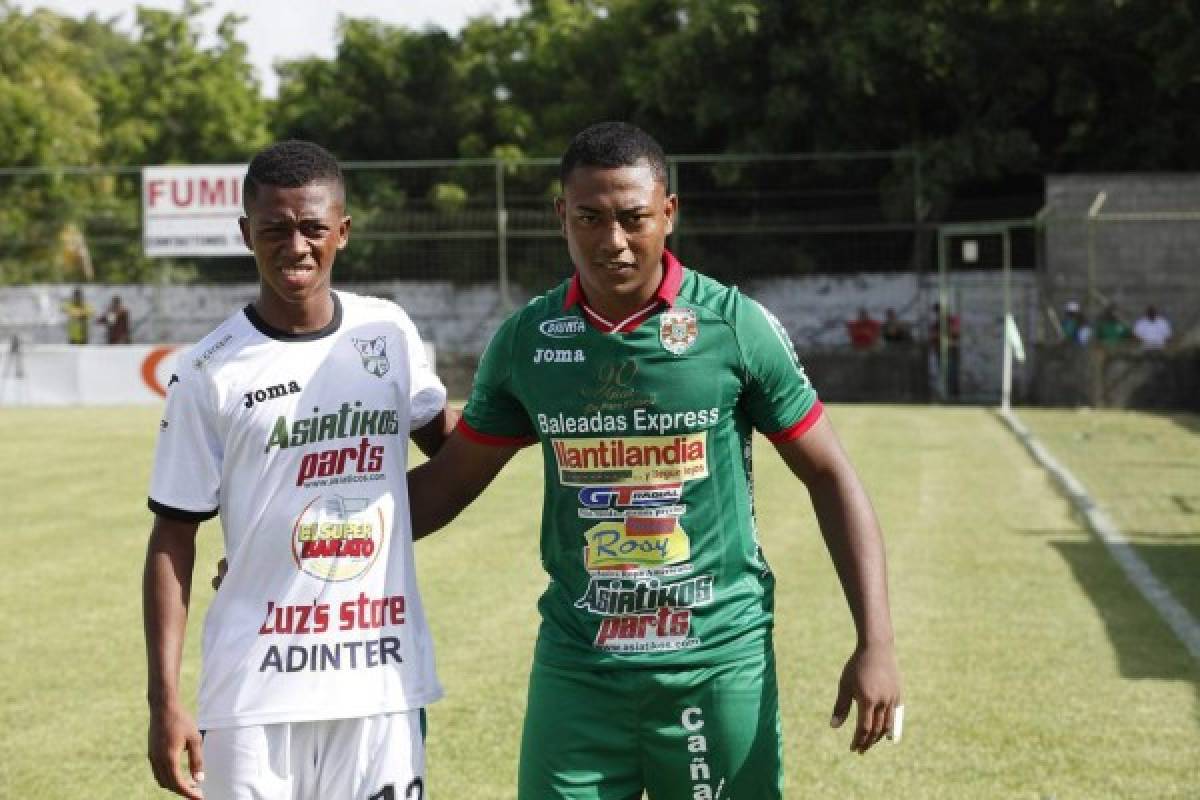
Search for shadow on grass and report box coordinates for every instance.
[1151,409,1200,436]
[1041,533,1200,729]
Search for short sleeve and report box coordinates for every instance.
[147,367,222,521]
[461,313,537,444]
[737,296,822,442]
[401,314,447,432]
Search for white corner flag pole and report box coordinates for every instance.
[1001,313,1025,412]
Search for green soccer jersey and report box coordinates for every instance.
[462,252,821,669]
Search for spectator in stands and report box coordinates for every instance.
[1095,304,1131,346]
[62,287,93,345]
[1059,300,1091,345]
[928,302,961,399]
[846,307,882,350]
[97,295,132,344]
[881,308,911,344]
[1132,305,1172,349]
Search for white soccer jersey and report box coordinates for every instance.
[149,291,446,729]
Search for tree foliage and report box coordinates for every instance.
[1,0,1197,283]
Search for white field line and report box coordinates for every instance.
[997,408,1200,662]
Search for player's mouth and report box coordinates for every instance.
[279,262,318,287]
[597,261,637,274]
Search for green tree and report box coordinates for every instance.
[0,3,104,282]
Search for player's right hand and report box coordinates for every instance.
[830,641,902,755]
[211,557,228,591]
[148,703,205,799]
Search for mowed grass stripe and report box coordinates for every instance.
[763,406,1197,799]
[1,405,1196,799]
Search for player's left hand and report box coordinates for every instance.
[830,641,902,754]
[211,557,227,591]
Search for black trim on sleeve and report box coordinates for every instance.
[148,498,219,523]
[243,291,343,342]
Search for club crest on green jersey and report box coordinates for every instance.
[660,308,698,355]
[352,336,390,378]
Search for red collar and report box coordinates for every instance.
[563,250,684,333]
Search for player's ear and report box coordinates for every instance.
[663,193,678,236]
[337,215,351,250]
[238,216,253,251]
[554,196,567,237]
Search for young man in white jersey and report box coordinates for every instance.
[144,140,454,799]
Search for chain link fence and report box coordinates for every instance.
[0,151,921,284]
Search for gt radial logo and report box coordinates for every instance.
[578,484,682,514]
[291,494,385,581]
[538,316,586,338]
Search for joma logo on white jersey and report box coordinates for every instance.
[534,348,585,364]
[244,380,302,408]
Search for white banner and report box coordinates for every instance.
[0,344,181,406]
[143,164,248,257]
[0,342,435,407]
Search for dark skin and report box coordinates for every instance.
[237,181,346,333]
[144,177,458,798]
[553,162,677,322]
[407,162,902,754]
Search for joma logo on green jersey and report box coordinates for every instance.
[265,402,399,452]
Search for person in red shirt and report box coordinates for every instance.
[847,307,882,350]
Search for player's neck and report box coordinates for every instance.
[253,291,335,334]
[584,292,657,326]
[579,268,665,325]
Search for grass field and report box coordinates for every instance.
[1,404,1197,798]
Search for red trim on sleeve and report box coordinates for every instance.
[456,417,537,448]
[764,400,825,443]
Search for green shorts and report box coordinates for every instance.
[517,647,782,800]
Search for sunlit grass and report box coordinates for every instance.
[0,405,1196,798]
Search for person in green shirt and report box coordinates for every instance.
[1095,304,1132,346]
[409,122,901,799]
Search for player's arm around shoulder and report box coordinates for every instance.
[143,514,205,799]
[772,414,903,754]
[408,425,521,541]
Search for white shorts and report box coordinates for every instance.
[201,710,426,800]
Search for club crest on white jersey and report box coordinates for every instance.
[353,336,390,377]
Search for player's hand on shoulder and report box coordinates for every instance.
[148,702,205,798]
[830,641,902,754]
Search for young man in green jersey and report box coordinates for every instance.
[408,121,902,799]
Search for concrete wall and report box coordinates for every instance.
[1044,174,1200,345]
[0,271,1039,402]
[1032,343,1200,411]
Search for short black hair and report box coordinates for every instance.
[243,140,345,213]
[560,121,668,188]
